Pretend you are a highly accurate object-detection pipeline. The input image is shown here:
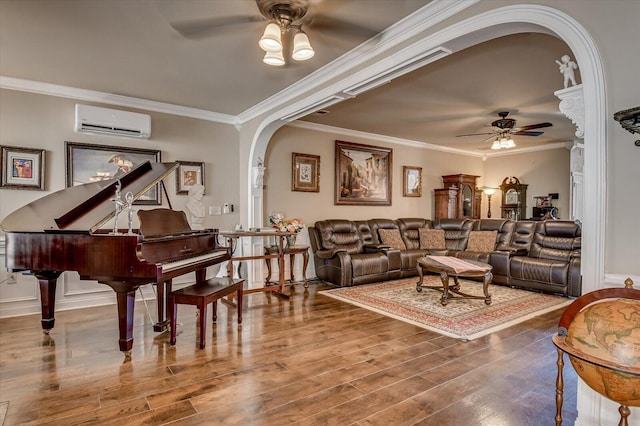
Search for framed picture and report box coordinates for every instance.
[0,145,46,190]
[292,152,320,192]
[65,142,161,205]
[535,196,551,207]
[176,161,205,195]
[335,140,392,205]
[403,166,422,197]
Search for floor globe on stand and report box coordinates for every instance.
[552,278,640,426]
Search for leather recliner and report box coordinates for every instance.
[509,221,581,297]
[309,219,391,287]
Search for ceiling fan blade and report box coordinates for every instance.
[512,130,545,136]
[456,132,495,137]
[513,122,553,132]
[303,14,380,39]
[171,15,263,39]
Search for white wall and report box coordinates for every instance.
[0,90,240,316]
[483,148,571,220]
[265,125,571,226]
[264,124,484,226]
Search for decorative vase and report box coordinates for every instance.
[286,234,297,249]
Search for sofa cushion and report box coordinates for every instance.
[378,228,406,250]
[466,230,498,252]
[419,228,446,250]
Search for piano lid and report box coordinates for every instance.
[1,161,178,233]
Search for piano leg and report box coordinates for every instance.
[153,279,172,332]
[116,289,136,356]
[32,271,62,333]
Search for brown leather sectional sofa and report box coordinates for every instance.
[308,218,582,297]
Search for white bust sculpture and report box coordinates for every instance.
[184,183,205,230]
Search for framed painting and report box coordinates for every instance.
[0,145,46,190]
[335,140,392,205]
[176,161,205,195]
[65,142,161,205]
[292,152,320,192]
[403,166,422,197]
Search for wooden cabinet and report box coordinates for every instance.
[434,174,481,219]
[499,176,528,220]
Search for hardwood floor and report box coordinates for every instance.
[0,281,577,425]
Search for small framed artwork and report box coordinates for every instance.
[65,142,161,204]
[403,166,422,197]
[292,152,320,192]
[176,161,205,195]
[534,196,551,207]
[0,145,46,190]
[335,140,392,205]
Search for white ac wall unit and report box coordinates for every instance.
[74,104,151,139]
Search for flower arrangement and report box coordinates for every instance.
[278,218,305,233]
[269,211,305,233]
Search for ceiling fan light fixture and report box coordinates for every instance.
[259,22,282,52]
[292,29,314,61]
[492,136,516,150]
[263,48,285,66]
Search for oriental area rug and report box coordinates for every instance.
[319,277,572,340]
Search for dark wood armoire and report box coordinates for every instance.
[434,174,481,219]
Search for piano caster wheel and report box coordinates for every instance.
[123,350,132,361]
[43,329,51,335]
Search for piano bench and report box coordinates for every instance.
[169,277,244,349]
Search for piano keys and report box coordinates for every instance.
[1,161,230,356]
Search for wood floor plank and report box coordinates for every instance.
[297,375,434,425]
[0,282,578,425]
[23,397,151,426]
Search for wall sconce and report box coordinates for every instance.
[483,187,497,218]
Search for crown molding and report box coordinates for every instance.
[288,120,571,158]
[0,76,238,125]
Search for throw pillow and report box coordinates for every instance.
[418,228,446,250]
[466,230,498,252]
[378,228,406,250]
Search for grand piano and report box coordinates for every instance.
[0,161,230,356]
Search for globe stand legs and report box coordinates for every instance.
[618,405,630,426]
[555,348,565,426]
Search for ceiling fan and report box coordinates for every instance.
[170,0,377,67]
[456,111,553,149]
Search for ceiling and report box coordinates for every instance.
[0,0,578,155]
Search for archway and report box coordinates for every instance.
[248,4,604,289]
[247,5,606,421]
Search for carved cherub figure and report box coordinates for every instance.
[555,54,578,89]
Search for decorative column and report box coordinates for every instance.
[570,142,584,223]
[555,84,584,222]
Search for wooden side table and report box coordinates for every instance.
[265,245,309,288]
[222,231,292,299]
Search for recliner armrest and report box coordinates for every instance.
[363,244,391,253]
[505,248,529,256]
[428,249,449,256]
[315,248,348,259]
